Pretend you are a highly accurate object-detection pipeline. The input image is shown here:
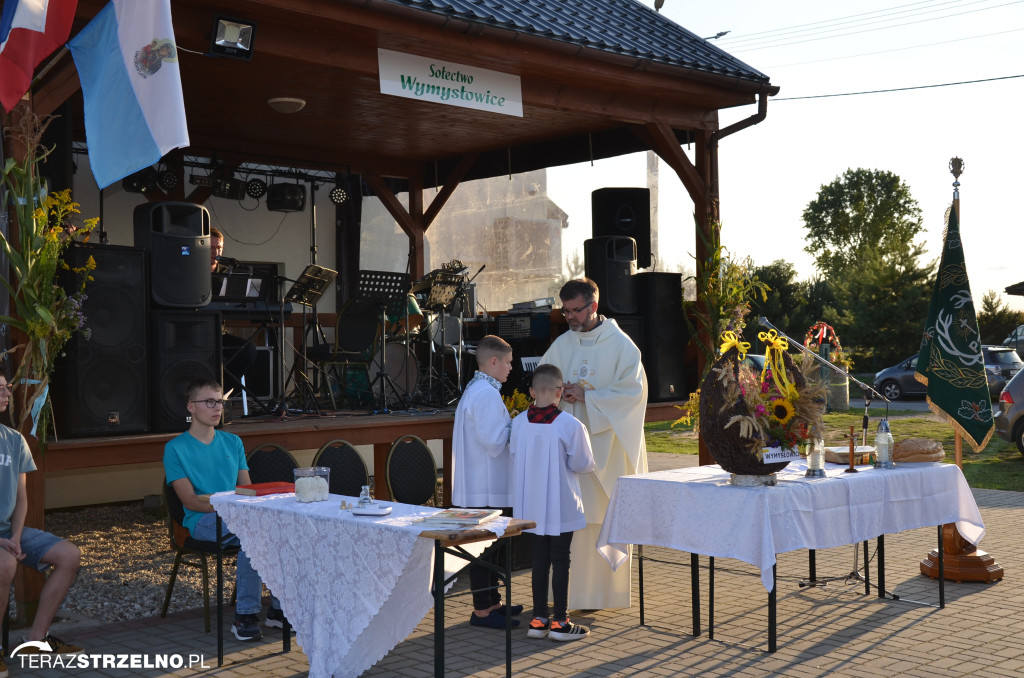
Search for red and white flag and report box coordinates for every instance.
[0,0,78,112]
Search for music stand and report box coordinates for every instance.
[286,265,338,412]
[351,270,411,413]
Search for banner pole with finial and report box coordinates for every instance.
[949,157,965,468]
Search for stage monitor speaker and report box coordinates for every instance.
[133,202,212,308]
[52,244,150,436]
[584,236,637,315]
[267,183,306,212]
[150,311,222,433]
[592,187,651,269]
[634,272,688,402]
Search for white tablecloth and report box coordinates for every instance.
[210,492,505,678]
[596,460,985,591]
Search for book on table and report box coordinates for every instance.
[416,508,502,526]
[235,481,295,496]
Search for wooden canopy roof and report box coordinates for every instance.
[35,0,775,186]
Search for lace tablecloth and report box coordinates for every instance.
[210,493,505,678]
[596,461,985,591]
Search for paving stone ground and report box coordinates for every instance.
[18,452,1022,677]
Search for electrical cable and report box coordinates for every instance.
[719,0,1023,52]
[773,72,1024,101]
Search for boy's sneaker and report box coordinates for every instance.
[231,613,263,641]
[548,619,589,642]
[265,607,295,633]
[526,617,549,639]
[469,608,520,629]
[15,634,83,654]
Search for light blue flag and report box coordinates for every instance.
[68,0,188,188]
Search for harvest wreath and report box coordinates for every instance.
[699,330,827,476]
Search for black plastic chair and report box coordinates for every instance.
[307,305,380,406]
[386,435,440,506]
[160,480,238,633]
[246,444,299,484]
[312,439,369,497]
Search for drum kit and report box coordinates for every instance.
[343,262,478,410]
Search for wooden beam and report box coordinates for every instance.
[634,123,707,206]
[364,173,426,279]
[423,153,477,228]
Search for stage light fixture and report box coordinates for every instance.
[209,16,255,60]
[246,178,267,199]
[329,185,348,205]
[122,167,158,193]
[267,183,306,212]
[157,169,179,191]
[213,178,247,201]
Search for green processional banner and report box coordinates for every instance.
[914,203,994,451]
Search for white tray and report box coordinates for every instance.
[351,505,392,516]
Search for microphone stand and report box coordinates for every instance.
[759,316,898,599]
[757,316,889,420]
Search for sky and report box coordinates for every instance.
[547,0,1024,315]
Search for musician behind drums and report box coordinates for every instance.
[387,292,424,337]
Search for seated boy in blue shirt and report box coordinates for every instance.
[163,379,286,640]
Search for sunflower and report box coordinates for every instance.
[768,398,796,426]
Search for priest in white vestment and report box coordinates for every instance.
[540,278,648,609]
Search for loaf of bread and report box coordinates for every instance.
[892,437,945,463]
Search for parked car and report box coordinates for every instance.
[873,346,1022,400]
[984,345,1023,398]
[994,368,1024,457]
[873,355,926,400]
[1005,324,1024,355]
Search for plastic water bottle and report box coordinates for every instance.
[874,419,895,469]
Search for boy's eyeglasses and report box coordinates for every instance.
[190,399,229,409]
[0,384,12,393]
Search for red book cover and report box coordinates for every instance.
[235,482,295,496]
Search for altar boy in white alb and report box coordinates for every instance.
[452,335,523,628]
[511,364,595,641]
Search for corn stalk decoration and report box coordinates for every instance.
[1,106,97,435]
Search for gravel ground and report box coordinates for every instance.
[22,502,214,626]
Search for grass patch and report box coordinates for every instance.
[646,408,1024,492]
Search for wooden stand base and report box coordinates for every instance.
[920,523,1004,583]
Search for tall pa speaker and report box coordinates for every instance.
[584,236,637,315]
[52,244,149,436]
[635,272,688,402]
[133,202,212,308]
[150,311,222,433]
[592,187,651,269]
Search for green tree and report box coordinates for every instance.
[826,245,935,370]
[977,291,1024,345]
[803,168,923,279]
[746,260,812,351]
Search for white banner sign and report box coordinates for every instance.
[378,48,523,118]
[762,447,803,463]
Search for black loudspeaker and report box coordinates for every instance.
[52,245,149,436]
[150,311,222,433]
[133,202,212,308]
[634,272,688,402]
[584,236,637,315]
[592,187,651,269]
[267,183,306,212]
[608,315,644,355]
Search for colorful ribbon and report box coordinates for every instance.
[758,330,798,399]
[719,331,750,361]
